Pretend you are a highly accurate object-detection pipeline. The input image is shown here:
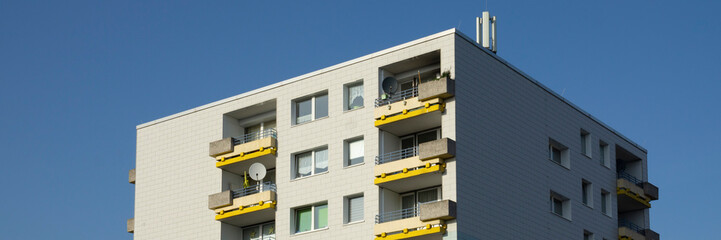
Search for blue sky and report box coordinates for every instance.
[1,0,718,239]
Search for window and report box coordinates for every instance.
[550,191,571,220]
[294,148,328,179]
[345,195,364,223]
[293,93,328,125]
[345,138,364,166]
[242,222,275,240]
[548,139,570,168]
[400,187,441,216]
[581,130,591,157]
[550,146,562,164]
[345,81,364,110]
[584,231,594,240]
[601,190,611,216]
[295,203,328,233]
[400,128,441,150]
[582,180,592,207]
[600,142,610,168]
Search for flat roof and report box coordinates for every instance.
[137,28,646,153]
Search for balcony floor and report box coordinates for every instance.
[216,202,276,227]
[375,164,444,193]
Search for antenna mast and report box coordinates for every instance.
[476,11,497,53]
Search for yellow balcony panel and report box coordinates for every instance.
[374,97,439,119]
[375,163,444,193]
[375,98,444,136]
[216,147,277,175]
[374,217,444,240]
[375,225,445,240]
[619,226,646,240]
[617,179,651,212]
[213,190,277,227]
[374,156,441,176]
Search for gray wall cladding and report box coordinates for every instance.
[453,34,648,240]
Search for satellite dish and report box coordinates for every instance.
[248,163,267,182]
[381,77,399,95]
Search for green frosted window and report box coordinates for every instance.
[315,204,328,229]
[295,207,312,233]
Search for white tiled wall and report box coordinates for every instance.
[135,30,457,240]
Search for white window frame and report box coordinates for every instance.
[344,80,364,111]
[293,147,328,179]
[399,186,442,209]
[345,137,364,167]
[242,222,275,240]
[550,191,571,220]
[581,130,592,158]
[293,203,328,234]
[601,190,611,216]
[599,142,611,168]
[400,128,441,149]
[293,92,328,125]
[582,180,593,208]
[344,194,364,224]
[549,139,570,169]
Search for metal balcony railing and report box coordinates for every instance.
[375,87,419,107]
[375,207,418,224]
[619,219,645,235]
[618,171,643,187]
[231,182,277,199]
[375,147,418,165]
[232,128,277,146]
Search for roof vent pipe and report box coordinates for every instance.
[476,11,497,53]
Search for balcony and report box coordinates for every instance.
[127,218,134,233]
[617,172,659,212]
[209,128,277,175]
[208,182,277,227]
[374,138,455,192]
[374,77,454,136]
[619,219,660,240]
[374,200,456,240]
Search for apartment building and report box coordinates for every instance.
[128,28,659,240]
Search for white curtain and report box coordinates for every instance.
[314,149,328,173]
[348,84,364,109]
[349,140,364,165]
[417,188,438,203]
[297,152,312,177]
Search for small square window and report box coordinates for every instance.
[294,148,328,179]
[584,231,594,240]
[345,138,364,166]
[345,195,364,223]
[550,191,571,220]
[345,81,364,110]
[549,138,570,168]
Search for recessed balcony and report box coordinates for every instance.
[209,128,277,175]
[208,182,277,227]
[374,200,456,240]
[374,138,455,193]
[617,172,658,212]
[618,219,660,240]
[374,77,453,136]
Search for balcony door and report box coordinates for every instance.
[399,128,440,150]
